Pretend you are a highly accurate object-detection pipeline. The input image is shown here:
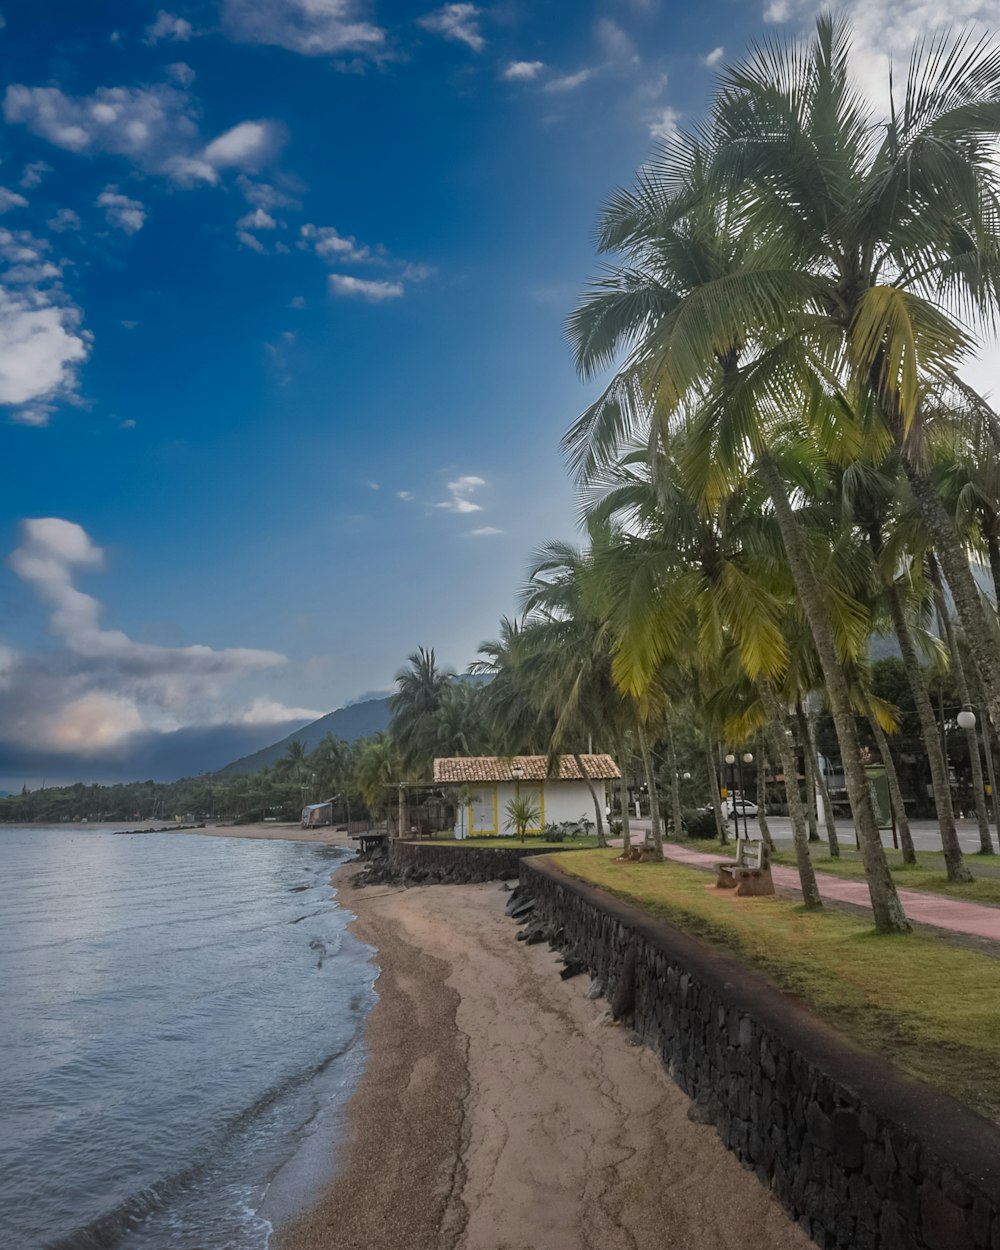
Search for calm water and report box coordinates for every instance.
[0,827,377,1250]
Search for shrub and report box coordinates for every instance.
[682,807,719,839]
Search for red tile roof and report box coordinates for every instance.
[433,754,620,783]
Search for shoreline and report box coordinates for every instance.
[276,867,811,1250]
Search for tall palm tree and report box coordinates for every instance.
[390,647,455,777]
[707,18,1000,733]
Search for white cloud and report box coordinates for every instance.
[97,186,146,234]
[418,4,484,52]
[119,417,137,428]
[221,0,385,56]
[203,119,285,170]
[237,207,277,230]
[19,161,51,189]
[328,273,404,300]
[763,0,792,19]
[289,294,306,308]
[237,230,266,253]
[543,68,594,93]
[300,221,370,262]
[0,187,28,213]
[10,406,54,427]
[464,526,503,536]
[4,82,200,168]
[48,693,146,750]
[367,480,380,490]
[595,17,635,61]
[761,0,1000,112]
[239,176,297,211]
[0,283,88,410]
[702,46,724,67]
[503,60,544,81]
[4,83,283,186]
[0,520,303,758]
[435,475,486,513]
[6,518,285,707]
[397,490,415,500]
[649,105,681,141]
[48,208,81,232]
[239,697,324,725]
[166,62,196,86]
[145,11,193,43]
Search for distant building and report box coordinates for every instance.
[301,801,334,829]
[432,754,620,838]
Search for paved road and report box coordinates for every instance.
[670,814,997,855]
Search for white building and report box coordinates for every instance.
[433,755,621,838]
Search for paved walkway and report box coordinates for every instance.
[655,841,1000,941]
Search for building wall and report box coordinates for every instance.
[457,779,607,837]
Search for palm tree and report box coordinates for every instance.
[706,18,1000,737]
[390,647,455,777]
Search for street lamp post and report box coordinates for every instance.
[957,706,1000,838]
[741,753,754,840]
[724,753,739,843]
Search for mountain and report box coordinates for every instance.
[217,696,392,776]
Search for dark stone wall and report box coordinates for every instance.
[386,840,577,884]
[521,857,1000,1250]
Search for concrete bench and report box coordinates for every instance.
[715,839,775,897]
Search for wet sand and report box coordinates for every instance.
[277,869,811,1250]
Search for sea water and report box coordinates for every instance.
[0,827,377,1250]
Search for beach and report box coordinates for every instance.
[278,866,811,1250]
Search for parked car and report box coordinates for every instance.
[724,797,759,819]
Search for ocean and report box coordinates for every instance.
[0,827,377,1250]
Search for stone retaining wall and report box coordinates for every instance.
[387,839,577,884]
[521,857,1000,1250]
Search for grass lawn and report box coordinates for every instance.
[552,848,1000,1123]
[768,848,1000,907]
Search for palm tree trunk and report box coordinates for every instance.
[865,705,920,870]
[759,680,822,908]
[758,451,909,932]
[636,720,663,853]
[574,752,606,847]
[703,731,727,845]
[616,735,632,853]
[666,722,684,839]
[756,748,775,851]
[929,554,995,855]
[865,704,917,865]
[803,705,840,856]
[884,582,972,882]
[794,701,821,842]
[986,529,1000,609]
[905,465,1000,733]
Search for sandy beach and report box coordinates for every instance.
[277,868,811,1250]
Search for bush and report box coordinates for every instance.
[544,822,567,843]
[682,807,720,839]
[608,818,623,838]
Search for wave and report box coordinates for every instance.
[43,1035,364,1250]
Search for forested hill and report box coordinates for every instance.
[216,696,392,776]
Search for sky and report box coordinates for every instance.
[2,0,998,788]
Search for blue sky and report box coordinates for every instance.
[1,0,990,785]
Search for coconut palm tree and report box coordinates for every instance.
[390,647,455,777]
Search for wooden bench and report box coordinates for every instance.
[715,839,775,897]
